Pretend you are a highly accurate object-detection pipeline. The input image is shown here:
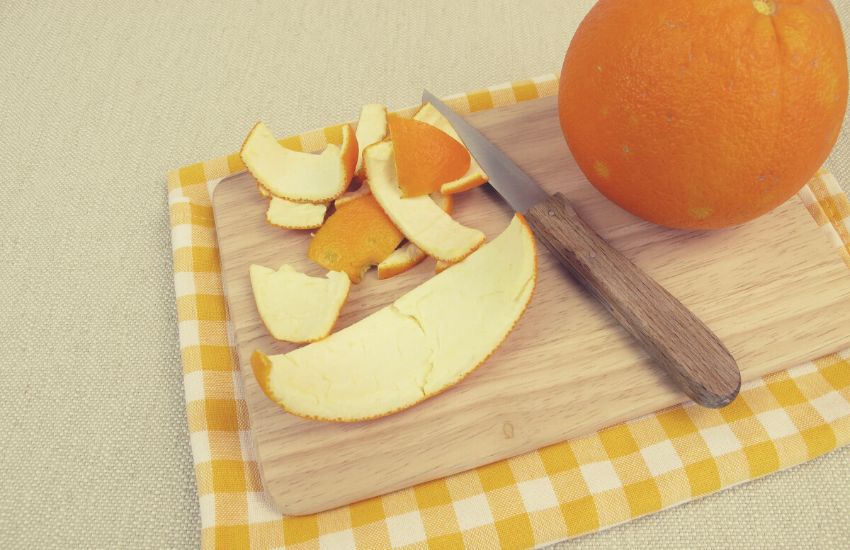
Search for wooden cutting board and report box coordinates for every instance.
[213,95,850,516]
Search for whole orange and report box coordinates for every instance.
[559,0,847,229]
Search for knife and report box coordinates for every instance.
[422,90,741,408]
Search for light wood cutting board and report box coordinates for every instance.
[213,95,850,516]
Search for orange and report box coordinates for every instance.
[307,194,403,283]
[559,0,847,229]
[388,115,471,197]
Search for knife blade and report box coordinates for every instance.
[422,90,741,408]
[421,90,548,213]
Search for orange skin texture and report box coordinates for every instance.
[559,0,848,229]
[388,115,472,197]
[308,194,404,283]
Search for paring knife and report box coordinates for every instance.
[422,90,741,408]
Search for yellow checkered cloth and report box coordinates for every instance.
[167,75,850,550]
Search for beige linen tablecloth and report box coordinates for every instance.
[1,2,848,548]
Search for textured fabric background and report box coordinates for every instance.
[0,1,848,548]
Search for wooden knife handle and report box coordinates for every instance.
[525,193,741,408]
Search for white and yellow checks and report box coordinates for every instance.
[167,75,850,550]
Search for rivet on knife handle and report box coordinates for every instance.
[525,192,741,408]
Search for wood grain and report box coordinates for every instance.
[212,95,850,515]
[526,193,740,408]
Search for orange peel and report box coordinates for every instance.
[333,182,371,209]
[434,260,454,273]
[354,104,388,180]
[307,194,403,283]
[365,140,484,263]
[388,115,471,197]
[413,103,489,195]
[252,215,537,422]
[266,197,327,230]
[240,121,358,203]
[377,192,453,280]
[376,242,428,280]
[249,264,350,344]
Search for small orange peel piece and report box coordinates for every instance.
[434,260,454,273]
[252,215,537,422]
[251,349,275,402]
[249,264,350,343]
[413,103,489,195]
[366,140,484,263]
[308,194,403,283]
[333,182,371,209]
[388,115,471,197]
[266,197,327,230]
[240,121,358,203]
[377,192,454,280]
[354,104,388,180]
[376,242,428,280]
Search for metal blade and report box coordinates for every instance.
[422,90,549,213]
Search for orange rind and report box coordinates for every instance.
[266,197,327,230]
[333,182,371,209]
[376,242,427,280]
[354,104,388,180]
[249,264,350,344]
[387,115,471,197]
[377,192,453,280]
[413,103,489,195]
[435,260,454,273]
[252,215,537,422]
[307,194,403,283]
[365,140,484,263]
[240,121,358,203]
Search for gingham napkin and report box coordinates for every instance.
[167,74,850,549]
